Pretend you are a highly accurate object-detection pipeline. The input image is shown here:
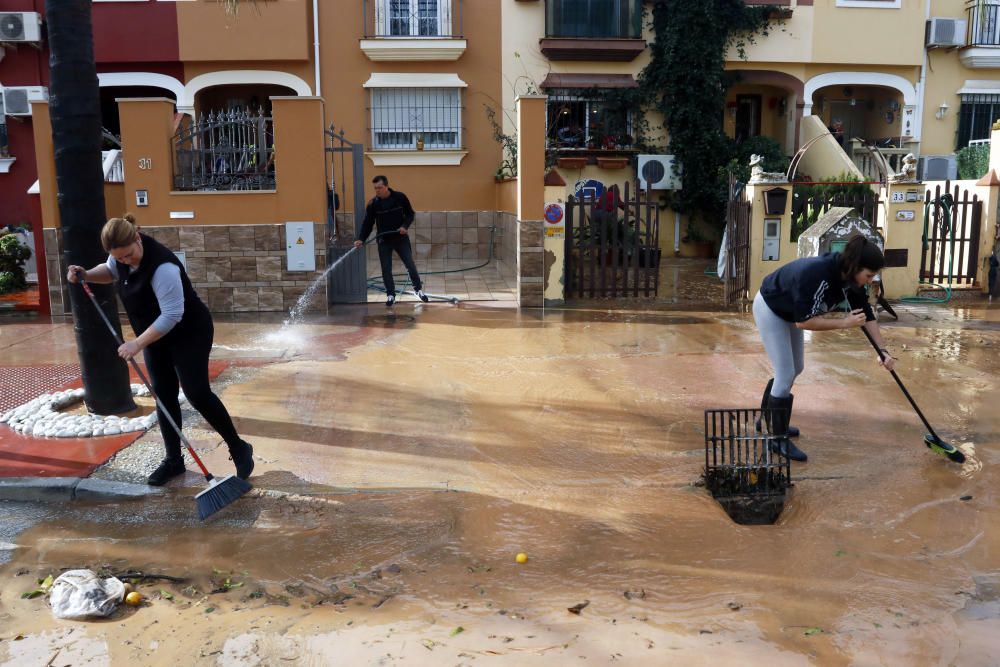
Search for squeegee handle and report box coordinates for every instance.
[860,325,939,439]
[77,276,214,480]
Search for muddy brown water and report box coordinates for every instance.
[1,299,999,665]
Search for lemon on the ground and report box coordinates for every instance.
[515,552,528,564]
[125,591,142,606]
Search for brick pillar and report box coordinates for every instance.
[516,95,547,308]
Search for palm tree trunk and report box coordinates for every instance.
[46,0,135,414]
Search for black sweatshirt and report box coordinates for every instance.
[760,252,875,323]
[358,189,416,243]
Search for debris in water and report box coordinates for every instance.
[803,627,823,636]
[727,601,742,611]
[960,495,973,501]
[567,600,590,615]
[450,626,465,636]
[623,589,646,600]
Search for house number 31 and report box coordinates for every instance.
[137,158,152,170]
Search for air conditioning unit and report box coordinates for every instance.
[1,86,47,117]
[0,12,43,44]
[638,154,681,190]
[917,155,958,181]
[925,17,966,48]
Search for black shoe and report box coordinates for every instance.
[386,293,396,307]
[766,394,807,462]
[770,437,808,462]
[756,378,800,438]
[147,457,186,486]
[415,289,430,303]
[228,440,255,480]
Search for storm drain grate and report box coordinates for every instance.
[704,408,793,525]
[0,365,81,414]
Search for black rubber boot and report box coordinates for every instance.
[756,378,800,437]
[228,440,255,480]
[767,394,807,462]
[147,457,186,486]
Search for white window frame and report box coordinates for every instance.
[835,1,901,8]
[378,0,452,37]
[369,87,462,151]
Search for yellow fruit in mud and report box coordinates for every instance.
[125,591,142,606]
[515,552,528,564]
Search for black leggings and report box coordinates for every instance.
[378,236,422,294]
[142,319,241,460]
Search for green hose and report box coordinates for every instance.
[900,195,954,304]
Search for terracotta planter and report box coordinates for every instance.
[596,157,629,170]
[557,157,588,170]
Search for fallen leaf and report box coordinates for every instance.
[450,626,465,637]
[205,607,215,614]
[567,600,590,615]
[421,639,436,651]
[20,590,45,600]
[834,550,847,557]
[160,590,174,601]
[804,627,823,636]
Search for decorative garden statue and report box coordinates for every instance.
[889,153,918,183]
[748,154,787,184]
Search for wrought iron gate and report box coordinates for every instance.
[325,125,368,304]
[921,181,983,286]
[724,188,752,306]
[564,181,660,298]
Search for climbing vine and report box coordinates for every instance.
[639,1,780,232]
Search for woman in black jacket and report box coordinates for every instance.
[67,214,254,486]
[754,236,895,462]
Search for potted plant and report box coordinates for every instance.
[0,231,32,294]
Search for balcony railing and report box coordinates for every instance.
[363,0,463,38]
[967,1,1000,46]
[545,0,642,39]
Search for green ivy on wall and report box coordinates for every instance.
[639,1,780,232]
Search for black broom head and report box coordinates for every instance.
[195,475,252,520]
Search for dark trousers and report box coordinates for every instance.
[142,319,242,461]
[378,236,422,294]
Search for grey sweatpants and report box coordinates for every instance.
[753,291,804,398]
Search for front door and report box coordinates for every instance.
[735,95,761,144]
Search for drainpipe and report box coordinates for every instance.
[913,0,931,148]
[312,0,321,96]
[674,211,681,253]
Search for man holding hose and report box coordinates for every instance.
[354,175,428,306]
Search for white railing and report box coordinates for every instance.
[102,149,124,183]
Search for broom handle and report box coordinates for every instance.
[77,277,214,480]
[860,325,940,439]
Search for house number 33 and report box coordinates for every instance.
[137,158,153,170]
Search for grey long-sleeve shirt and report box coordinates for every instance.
[105,257,184,335]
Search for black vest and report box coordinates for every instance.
[116,233,210,344]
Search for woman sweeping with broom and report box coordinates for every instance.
[754,235,894,462]
[67,214,255,487]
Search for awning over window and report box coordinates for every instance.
[363,73,467,88]
[539,73,638,90]
[957,80,1000,96]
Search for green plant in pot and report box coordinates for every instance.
[0,233,32,294]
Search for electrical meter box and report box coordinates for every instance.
[762,218,780,261]
[286,222,316,272]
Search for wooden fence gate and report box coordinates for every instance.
[564,181,661,298]
[921,181,982,286]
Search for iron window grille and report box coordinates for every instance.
[370,88,462,151]
[957,93,1000,149]
[968,1,1000,46]
[546,91,634,150]
[372,0,453,37]
[545,0,642,39]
